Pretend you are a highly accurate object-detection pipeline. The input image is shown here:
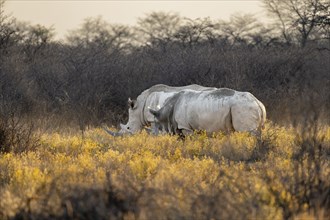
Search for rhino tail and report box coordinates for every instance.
[227,106,234,133]
[256,100,266,130]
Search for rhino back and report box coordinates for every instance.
[206,88,235,99]
[173,90,234,132]
[139,84,212,99]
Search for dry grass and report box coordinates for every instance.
[0,122,329,219]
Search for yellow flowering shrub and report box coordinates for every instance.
[0,123,329,219]
[218,132,257,161]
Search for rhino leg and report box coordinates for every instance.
[230,105,260,133]
[224,108,234,134]
[144,127,152,134]
[177,129,186,141]
[176,128,194,140]
[249,128,262,140]
[150,122,160,135]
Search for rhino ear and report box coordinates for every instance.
[148,107,160,118]
[128,98,137,109]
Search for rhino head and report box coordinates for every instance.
[148,106,173,134]
[105,98,144,137]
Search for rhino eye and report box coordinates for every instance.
[127,127,130,130]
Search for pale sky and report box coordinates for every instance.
[5,0,266,40]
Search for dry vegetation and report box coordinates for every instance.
[1,0,330,219]
[0,122,329,219]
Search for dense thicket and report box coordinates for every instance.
[0,1,329,131]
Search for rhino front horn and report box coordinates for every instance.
[101,125,123,137]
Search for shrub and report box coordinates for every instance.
[0,113,38,154]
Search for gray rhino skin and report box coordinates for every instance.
[149,88,266,137]
[105,84,215,136]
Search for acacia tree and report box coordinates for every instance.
[0,0,15,54]
[173,17,219,47]
[0,0,29,111]
[67,16,133,52]
[219,13,274,47]
[136,11,182,47]
[263,0,330,47]
[63,17,135,130]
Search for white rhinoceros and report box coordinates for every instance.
[104,84,215,136]
[149,88,266,137]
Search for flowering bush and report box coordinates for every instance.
[0,122,329,219]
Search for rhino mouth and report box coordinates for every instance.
[119,123,136,134]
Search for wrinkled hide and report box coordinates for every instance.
[149,89,266,136]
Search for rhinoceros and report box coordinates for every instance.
[104,84,215,136]
[148,88,266,137]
